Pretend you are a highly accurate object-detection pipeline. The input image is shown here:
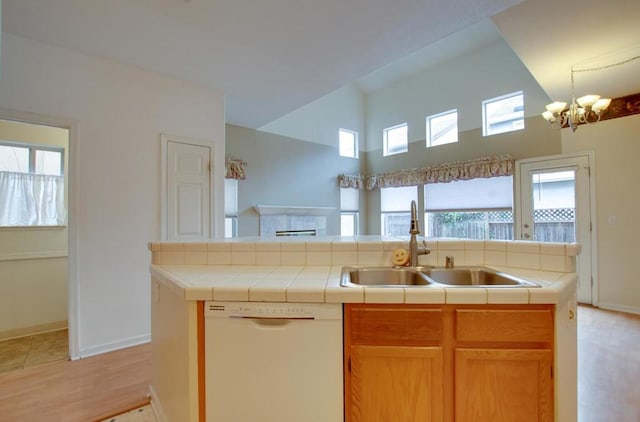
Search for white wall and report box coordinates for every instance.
[259,84,366,149]
[365,39,550,151]
[0,33,226,357]
[561,114,640,314]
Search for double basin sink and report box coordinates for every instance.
[341,265,540,288]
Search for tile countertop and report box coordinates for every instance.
[150,264,577,306]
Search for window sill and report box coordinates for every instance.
[0,225,67,232]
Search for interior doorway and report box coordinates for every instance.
[516,153,596,304]
[0,112,76,370]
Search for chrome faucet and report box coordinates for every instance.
[445,255,454,269]
[409,200,430,266]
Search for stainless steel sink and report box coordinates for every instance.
[420,266,539,288]
[340,265,540,288]
[340,266,432,287]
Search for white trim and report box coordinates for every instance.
[160,134,216,240]
[0,107,80,360]
[597,303,640,316]
[79,333,151,359]
[0,250,68,261]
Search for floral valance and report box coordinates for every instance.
[225,157,247,180]
[338,173,365,189]
[338,155,514,190]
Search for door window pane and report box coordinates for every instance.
[531,171,576,242]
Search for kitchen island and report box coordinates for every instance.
[148,237,578,422]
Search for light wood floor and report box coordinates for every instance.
[0,305,638,421]
[0,343,151,422]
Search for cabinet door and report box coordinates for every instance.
[349,345,443,422]
[455,348,553,422]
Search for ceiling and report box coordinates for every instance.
[3,0,640,128]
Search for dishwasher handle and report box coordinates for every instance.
[243,317,313,328]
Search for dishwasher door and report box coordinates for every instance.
[205,302,343,422]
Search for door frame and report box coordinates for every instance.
[0,107,81,359]
[160,134,216,240]
[514,152,598,305]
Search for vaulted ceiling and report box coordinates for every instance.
[3,0,639,128]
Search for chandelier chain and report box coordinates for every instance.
[572,55,640,73]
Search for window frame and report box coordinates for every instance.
[338,128,358,159]
[224,178,239,238]
[340,212,359,237]
[383,123,408,156]
[482,90,525,137]
[380,185,417,236]
[0,141,65,175]
[426,109,458,148]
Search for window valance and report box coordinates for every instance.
[338,155,514,190]
[225,158,247,180]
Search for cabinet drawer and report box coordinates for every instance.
[456,308,553,344]
[347,305,443,346]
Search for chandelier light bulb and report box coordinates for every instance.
[592,98,611,112]
[577,95,600,108]
[545,101,567,114]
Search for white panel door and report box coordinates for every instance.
[167,141,211,240]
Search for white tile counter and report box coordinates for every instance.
[149,237,578,305]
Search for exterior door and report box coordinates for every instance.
[166,140,211,240]
[516,154,594,304]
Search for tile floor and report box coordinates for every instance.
[0,329,69,374]
[99,405,156,422]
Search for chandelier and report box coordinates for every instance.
[541,67,611,132]
[541,54,640,132]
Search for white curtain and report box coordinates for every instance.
[0,171,66,226]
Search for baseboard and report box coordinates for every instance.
[0,321,68,341]
[149,385,168,422]
[597,302,640,316]
[79,333,151,358]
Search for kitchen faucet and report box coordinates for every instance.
[409,200,430,266]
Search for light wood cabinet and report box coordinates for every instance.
[344,304,554,422]
[454,307,554,422]
[344,305,445,422]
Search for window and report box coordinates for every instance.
[340,188,359,236]
[426,109,458,147]
[0,143,64,175]
[224,178,238,238]
[383,123,408,156]
[482,90,524,136]
[0,142,66,227]
[424,176,513,240]
[380,186,417,236]
[339,129,358,158]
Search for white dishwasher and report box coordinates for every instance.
[204,301,343,422]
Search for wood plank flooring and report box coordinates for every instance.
[0,343,151,422]
[0,305,637,421]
